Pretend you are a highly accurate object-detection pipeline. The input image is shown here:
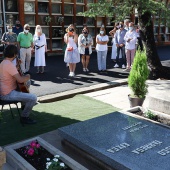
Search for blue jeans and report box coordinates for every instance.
[116,46,126,65]
[97,50,107,71]
[1,90,37,117]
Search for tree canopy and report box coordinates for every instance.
[80,0,170,23]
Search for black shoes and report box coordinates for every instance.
[20,117,37,124]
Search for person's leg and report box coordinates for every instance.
[40,66,44,73]
[1,90,37,118]
[121,46,126,66]
[115,46,120,66]
[81,55,86,71]
[37,66,40,73]
[97,51,102,71]
[72,63,76,76]
[69,63,74,76]
[130,49,136,67]
[85,55,90,71]
[126,49,131,69]
[25,48,32,73]
[20,48,26,73]
[101,50,107,71]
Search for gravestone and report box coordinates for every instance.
[58,111,170,170]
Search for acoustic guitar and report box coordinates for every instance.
[16,58,30,93]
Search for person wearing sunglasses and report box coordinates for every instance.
[17,24,33,74]
[78,27,93,72]
[64,24,80,77]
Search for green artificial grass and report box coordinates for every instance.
[0,95,119,146]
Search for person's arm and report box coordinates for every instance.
[13,73,30,83]
[64,33,69,44]
[73,33,78,43]
[1,33,8,45]
[87,35,93,47]
[96,35,101,44]
[78,34,85,47]
[98,36,108,45]
[17,33,21,48]
[44,35,47,52]
[114,31,119,47]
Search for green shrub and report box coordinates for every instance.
[128,50,149,98]
[144,110,157,120]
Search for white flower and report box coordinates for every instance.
[53,158,58,162]
[60,163,65,167]
[54,154,60,158]
[46,158,50,161]
[46,162,52,169]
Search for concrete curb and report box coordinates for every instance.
[38,78,128,103]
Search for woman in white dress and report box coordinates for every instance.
[109,23,121,62]
[64,24,80,77]
[33,25,47,73]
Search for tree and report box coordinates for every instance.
[80,0,170,79]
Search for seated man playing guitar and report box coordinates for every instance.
[0,45,37,124]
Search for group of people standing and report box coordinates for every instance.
[110,19,143,71]
[64,24,109,77]
[1,21,47,74]
[64,19,143,77]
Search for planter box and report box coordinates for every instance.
[123,106,170,128]
[4,137,88,170]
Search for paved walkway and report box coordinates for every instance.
[30,46,170,97]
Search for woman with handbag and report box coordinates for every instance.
[78,27,93,72]
[64,24,80,77]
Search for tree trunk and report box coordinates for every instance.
[138,11,170,79]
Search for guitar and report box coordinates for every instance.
[16,58,30,93]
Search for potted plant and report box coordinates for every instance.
[128,50,149,107]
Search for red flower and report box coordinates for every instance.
[36,144,40,149]
[27,148,34,156]
[30,141,37,148]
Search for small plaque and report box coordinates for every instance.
[24,2,35,12]
[5,0,18,12]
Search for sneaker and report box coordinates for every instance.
[83,68,86,72]
[68,72,72,77]
[114,64,119,68]
[86,68,89,72]
[20,117,37,124]
[122,64,126,69]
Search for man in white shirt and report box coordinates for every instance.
[124,22,137,71]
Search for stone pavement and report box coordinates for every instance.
[29,45,170,97]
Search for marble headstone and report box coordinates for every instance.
[58,111,170,170]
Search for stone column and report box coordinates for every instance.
[0,147,6,170]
